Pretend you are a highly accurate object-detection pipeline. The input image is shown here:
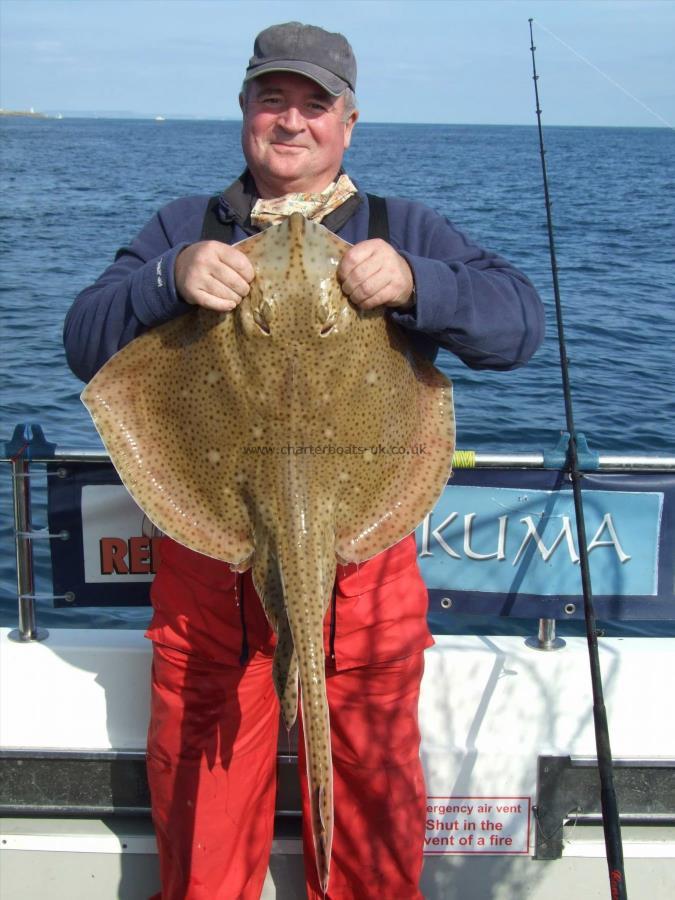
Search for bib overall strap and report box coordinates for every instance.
[365,193,390,242]
[200,196,234,242]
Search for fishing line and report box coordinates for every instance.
[528,19,628,900]
[533,17,674,131]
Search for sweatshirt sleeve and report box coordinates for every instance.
[63,197,208,383]
[386,199,545,371]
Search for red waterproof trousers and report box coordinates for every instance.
[146,535,432,900]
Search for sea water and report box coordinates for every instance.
[1,118,673,629]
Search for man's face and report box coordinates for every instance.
[240,72,358,199]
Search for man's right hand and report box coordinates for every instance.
[174,241,255,312]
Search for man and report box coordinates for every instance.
[64,22,544,900]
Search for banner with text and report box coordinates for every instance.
[420,469,673,621]
[47,463,675,617]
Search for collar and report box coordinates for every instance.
[216,168,365,236]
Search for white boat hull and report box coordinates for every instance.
[2,627,674,898]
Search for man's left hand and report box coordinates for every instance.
[338,239,415,310]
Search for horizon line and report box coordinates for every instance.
[1,111,670,130]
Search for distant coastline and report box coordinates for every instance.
[0,109,52,119]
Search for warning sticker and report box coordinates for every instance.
[424,796,531,855]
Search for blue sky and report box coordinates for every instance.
[1,0,673,126]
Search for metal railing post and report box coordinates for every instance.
[526,618,565,651]
[8,452,48,642]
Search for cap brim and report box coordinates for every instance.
[244,60,349,96]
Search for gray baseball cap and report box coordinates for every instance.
[244,22,356,96]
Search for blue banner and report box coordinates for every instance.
[421,469,674,621]
[47,462,675,620]
[48,463,154,606]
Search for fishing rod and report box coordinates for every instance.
[528,19,627,900]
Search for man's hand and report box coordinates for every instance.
[174,241,255,312]
[338,239,415,311]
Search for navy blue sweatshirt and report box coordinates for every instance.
[64,181,544,383]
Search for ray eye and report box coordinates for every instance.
[253,308,271,335]
[317,304,337,336]
[317,303,332,324]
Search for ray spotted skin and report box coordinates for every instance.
[82,214,455,892]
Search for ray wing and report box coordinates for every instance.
[330,322,455,564]
[82,308,255,566]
